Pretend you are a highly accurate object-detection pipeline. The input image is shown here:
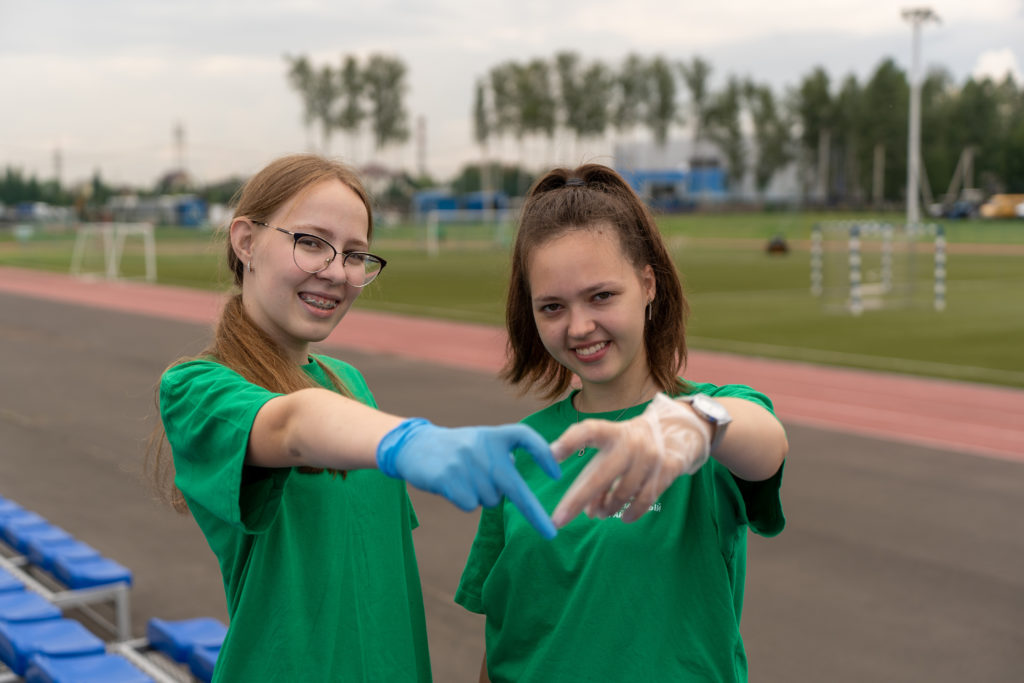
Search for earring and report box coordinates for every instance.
[247,260,253,273]
[647,300,653,321]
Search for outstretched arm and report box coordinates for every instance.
[550,393,787,526]
[249,388,562,538]
[710,397,788,481]
[248,387,401,471]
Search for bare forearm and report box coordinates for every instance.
[247,388,404,470]
[709,398,788,481]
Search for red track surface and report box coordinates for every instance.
[3,265,1021,462]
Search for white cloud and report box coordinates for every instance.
[972,47,1024,83]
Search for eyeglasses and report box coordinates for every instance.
[252,220,386,287]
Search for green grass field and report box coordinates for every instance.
[2,212,1022,388]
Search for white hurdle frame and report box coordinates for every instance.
[810,221,945,315]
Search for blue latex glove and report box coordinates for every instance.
[377,418,561,539]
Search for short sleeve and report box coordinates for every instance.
[159,359,290,533]
[700,382,786,538]
[455,504,506,614]
[733,462,785,537]
[704,382,775,414]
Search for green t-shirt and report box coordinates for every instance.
[159,354,431,682]
[455,381,785,683]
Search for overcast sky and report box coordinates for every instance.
[1,0,1022,188]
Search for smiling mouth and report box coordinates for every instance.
[299,293,340,310]
[574,341,608,358]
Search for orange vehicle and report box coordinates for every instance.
[979,193,1024,218]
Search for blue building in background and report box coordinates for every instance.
[412,189,510,218]
[106,193,209,227]
[462,190,510,211]
[175,197,207,227]
[614,138,732,211]
[617,167,726,212]
[412,189,458,215]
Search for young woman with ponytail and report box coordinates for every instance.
[456,164,789,682]
[150,153,559,681]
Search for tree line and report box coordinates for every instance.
[4,51,1021,208]
[468,51,1024,203]
[282,49,1022,204]
[284,53,410,160]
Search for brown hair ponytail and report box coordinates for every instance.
[212,294,349,397]
[502,163,690,400]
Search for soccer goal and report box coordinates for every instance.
[70,222,157,282]
[810,221,946,315]
[421,208,516,256]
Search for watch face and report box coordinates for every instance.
[693,394,731,424]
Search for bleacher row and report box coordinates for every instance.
[0,495,226,682]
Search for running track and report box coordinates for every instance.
[1,265,1021,461]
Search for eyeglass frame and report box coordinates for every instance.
[251,220,387,286]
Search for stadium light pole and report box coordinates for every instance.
[902,7,939,227]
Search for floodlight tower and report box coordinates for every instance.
[902,6,940,227]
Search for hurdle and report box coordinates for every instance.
[934,224,947,312]
[810,221,946,315]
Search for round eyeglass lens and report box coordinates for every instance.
[292,234,383,286]
[292,234,334,273]
[344,253,383,285]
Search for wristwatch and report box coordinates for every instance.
[679,393,732,450]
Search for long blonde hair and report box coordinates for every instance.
[147,154,373,511]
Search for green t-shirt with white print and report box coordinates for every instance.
[455,381,784,683]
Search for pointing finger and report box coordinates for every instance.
[551,449,630,527]
[499,471,557,539]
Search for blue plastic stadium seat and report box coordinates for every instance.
[0,510,48,547]
[6,521,72,555]
[146,617,227,664]
[0,499,23,518]
[0,591,62,623]
[28,539,100,574]
[52,555,132,590]
[25,652,155,683]
[0,568,24,594]
[0,617,105,675]
[187,644,220,683]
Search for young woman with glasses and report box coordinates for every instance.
[151,153,560,681]
[456,164,789,682]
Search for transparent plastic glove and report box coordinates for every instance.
[377,418,561,539]
[550,393,711,526]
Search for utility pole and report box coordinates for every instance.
[902,7,939,227]
[173,121,186,173]
[416,115,427,179]
[53,146,63,188]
